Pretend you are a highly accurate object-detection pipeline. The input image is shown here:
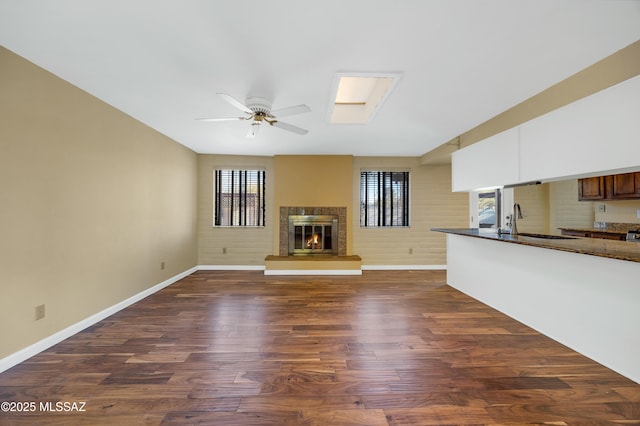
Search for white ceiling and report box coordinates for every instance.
[1,1,639,157]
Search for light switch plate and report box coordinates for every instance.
[637,209,640,219]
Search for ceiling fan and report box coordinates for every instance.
[198,93,311,138]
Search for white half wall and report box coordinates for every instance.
[446,233,640,384]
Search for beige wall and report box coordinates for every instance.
[353,158,468,265]
[197,155,467,266]
[514,184,550,234]
[0,47,198,359]
[519,180,594,235]
[514,179,640,234]
[273,155,354,255]
[596,199,640,224]
[514,179,640,235]
[197,154,275,265]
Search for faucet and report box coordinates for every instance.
[511,203,523,236]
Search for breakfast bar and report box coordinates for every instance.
[432,228,640,262]
[433,228,640,384]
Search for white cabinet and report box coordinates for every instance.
[451,75,640,191]
[519,75,640,182]
[451,127,519,192]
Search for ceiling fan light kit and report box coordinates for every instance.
[198,93,311,138]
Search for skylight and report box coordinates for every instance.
[328,72,401,124]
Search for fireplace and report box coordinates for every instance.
[279,207,347,256]
[288,215,338,255]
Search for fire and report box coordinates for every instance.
[306,233,321,248]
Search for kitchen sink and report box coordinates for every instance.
[517,232,576,240]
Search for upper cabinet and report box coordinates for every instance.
[451,75,640,192]
[611,172,640,199]
[579,172,640,201]
[519,75,640,182]
[451,128,519,192]
[578,176,606,200]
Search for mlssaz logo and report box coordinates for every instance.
[39,401,87,412]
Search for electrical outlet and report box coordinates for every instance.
[222,247,227,254]
[637,209,640,219]
[408,248,413,254]
[160,261,165,270]
[598,204,606,213]
[35,304,45,321]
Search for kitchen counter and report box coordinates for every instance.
[432,228,640,263]
[440,228,640,383]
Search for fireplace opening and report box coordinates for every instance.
[288,215,338,255]
[295,224,332,251]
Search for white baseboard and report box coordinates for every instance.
[0,267,197,374]
[362,264,447,270]
[197,264,265,271]
[263,264,448,274]
[264,269,362,276]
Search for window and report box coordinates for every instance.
[360,171,409,227]
[214,169,265,227]
[477,189,500,229]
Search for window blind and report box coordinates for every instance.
[360,171,409,227]
[214,169,265,226]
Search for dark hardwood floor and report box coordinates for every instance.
[1,270,638,425]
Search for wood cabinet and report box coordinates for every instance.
[578,172,640,201]
[560,229,627,241]
[611,172,640,199]
[578,176,606,200]
[560,229,591,238]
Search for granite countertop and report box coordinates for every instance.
[558,227,628,235]
[432,228,640,263]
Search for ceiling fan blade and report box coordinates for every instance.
[271,120,308,135]
[246,123,261,139]
[271,104,311,117]
[217,93,253,114]
[196,117,245,122]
